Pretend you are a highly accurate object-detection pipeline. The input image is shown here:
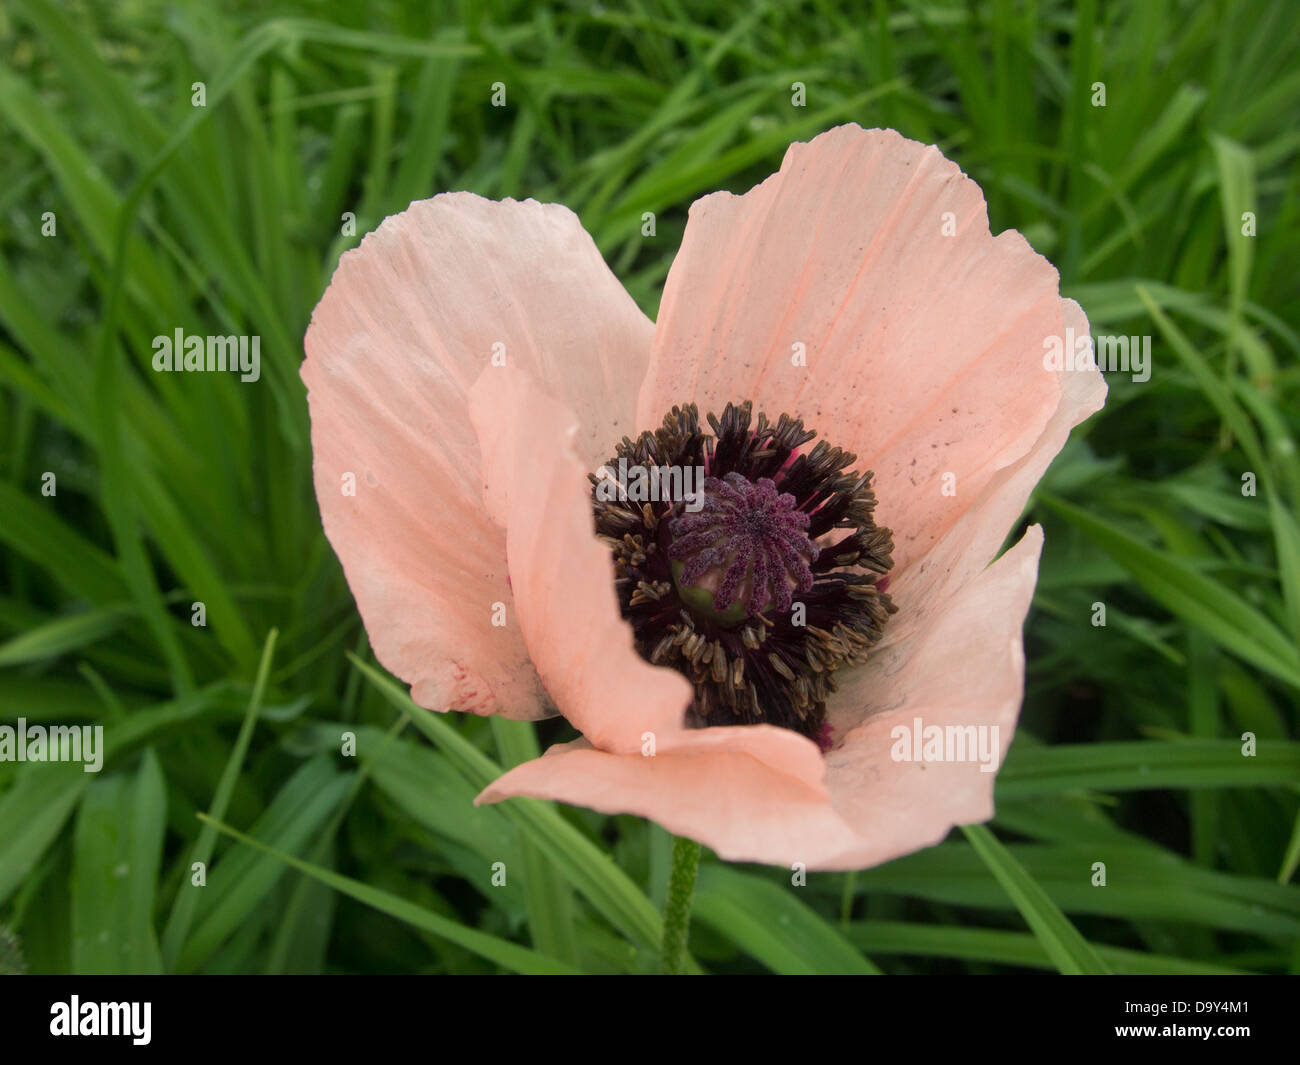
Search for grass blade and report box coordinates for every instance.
[962,824,1111,975]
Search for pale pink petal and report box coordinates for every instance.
[639,124,1066,573]
[874,297,1105,652]
[480,528,1043,869]
[303,193,651,720]
[816,525,1044,869]
[478,734,861,865]
[820,299,1102,744]
[467,366,693,752]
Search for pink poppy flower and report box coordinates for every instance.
[302,124,1106,871]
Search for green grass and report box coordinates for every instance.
[1,0,1297,974]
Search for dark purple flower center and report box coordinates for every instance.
[590,401,896,744]
[669,473,818,617]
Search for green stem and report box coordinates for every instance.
[840,870,858,928]
[659,836,701,974]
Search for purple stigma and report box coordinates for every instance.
[668,472,819,617]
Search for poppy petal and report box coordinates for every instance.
[303,193,652,720]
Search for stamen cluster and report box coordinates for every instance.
[590,402,895,743]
